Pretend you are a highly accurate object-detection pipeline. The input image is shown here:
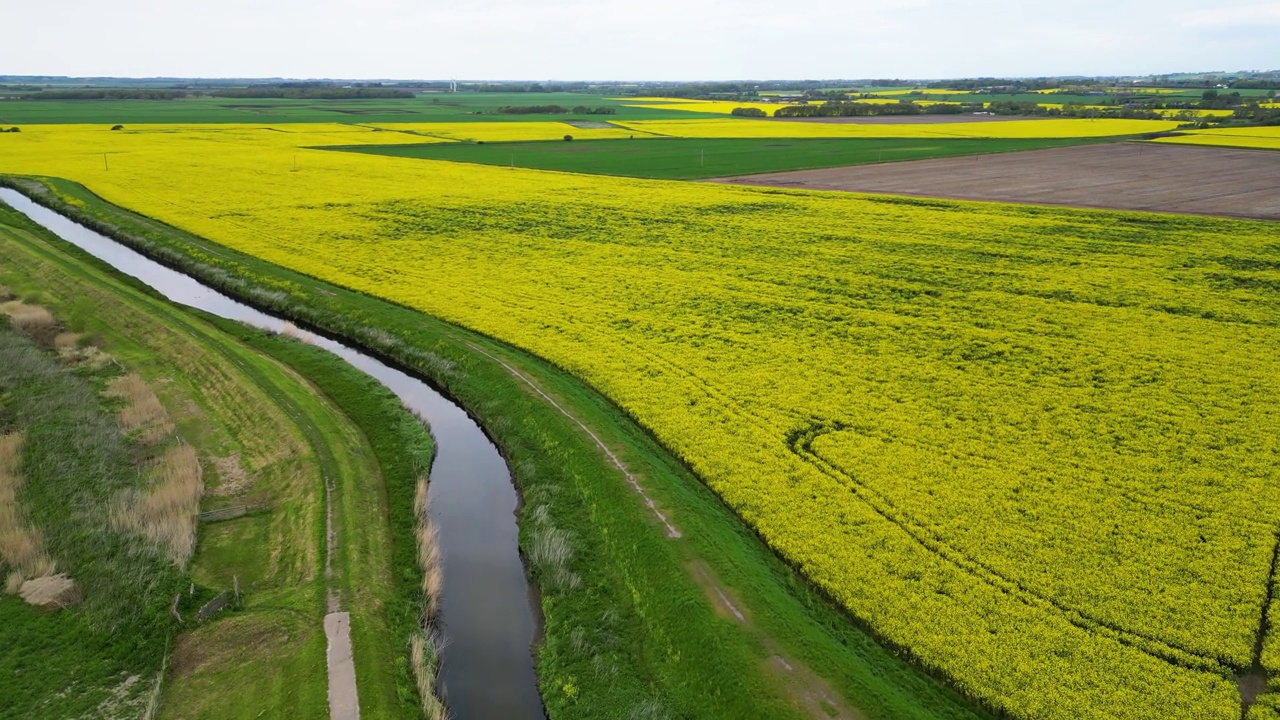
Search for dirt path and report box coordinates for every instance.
[322,456,360,718]
[325,612,360,720]
[713,142,1280,221]
[463,340,857,720]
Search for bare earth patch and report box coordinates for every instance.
[713,142,1280,220]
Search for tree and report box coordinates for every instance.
[730,107,767,117]
[563,134,573,141]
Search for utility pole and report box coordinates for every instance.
[103,153,109,171]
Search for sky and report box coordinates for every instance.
[4,0,1278,80]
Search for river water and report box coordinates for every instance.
[0,188,547,720]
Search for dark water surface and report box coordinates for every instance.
[0,188,546,720]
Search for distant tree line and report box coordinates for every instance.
[496,105,616,115]
[17,89,187,100]
[497,105,573,114]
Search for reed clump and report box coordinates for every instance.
[412,473,449,718]
[105,374,176,446]
[1,301,60,348]
[0,432,59,594]
[111,444,203,567]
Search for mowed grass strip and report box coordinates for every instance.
[333,136,1115,179]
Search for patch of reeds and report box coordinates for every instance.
[105,374,177,446]
[410,629,450,720]
[1,301,60,348]
[111,444,203,567]
[412,473,449,718]
[414,475,443,623]
[0,432,58,592]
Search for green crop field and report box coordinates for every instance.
[0,92,717,125]
[333,136,1114,179]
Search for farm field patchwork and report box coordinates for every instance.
[336,136,1115,179]
[3,122,1280,720]
[614,117,1182,138]
[0,92,710,125]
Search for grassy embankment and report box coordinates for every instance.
[0,199,435,719]
[332,135,1114,179]
[0,305,180,720]
[1,175,993,720]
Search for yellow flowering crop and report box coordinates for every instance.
[619,99,811,115]
[614,117,1181,139]
[1,123,1274,720]
[1153,125,1280,150]
[1152,108,1235,118]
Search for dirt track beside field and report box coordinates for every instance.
[713,143,1280,220]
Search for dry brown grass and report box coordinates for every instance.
[414,476,443,624]
[410,630,449,720]
[53,332,114,369]
[1,301,60,347]
[105,374,176,446]
[0,432,58,591]
[411,474,450,716]
[112,444,203,567]
[53,332,80,349]
[209,453,249,497]
[19,573,81,609]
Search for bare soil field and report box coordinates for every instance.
[714,143,1280,220]
[769,114,1055,124]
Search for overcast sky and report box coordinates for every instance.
[4,0,1278,80]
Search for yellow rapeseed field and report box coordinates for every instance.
[615,117,1181,138]
[2,123,1277,720]
[1153,125,1280,150]
[618,98,808,115]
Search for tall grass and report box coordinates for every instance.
[0,326,182,629]
[0,324,182,718]
[412,473,449,718]
[414,475,443,624]
[112,444,203,567]
[410,629,449,720]
[0,431,56,591]
[1,300,59,347]
[105,374,177,446]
